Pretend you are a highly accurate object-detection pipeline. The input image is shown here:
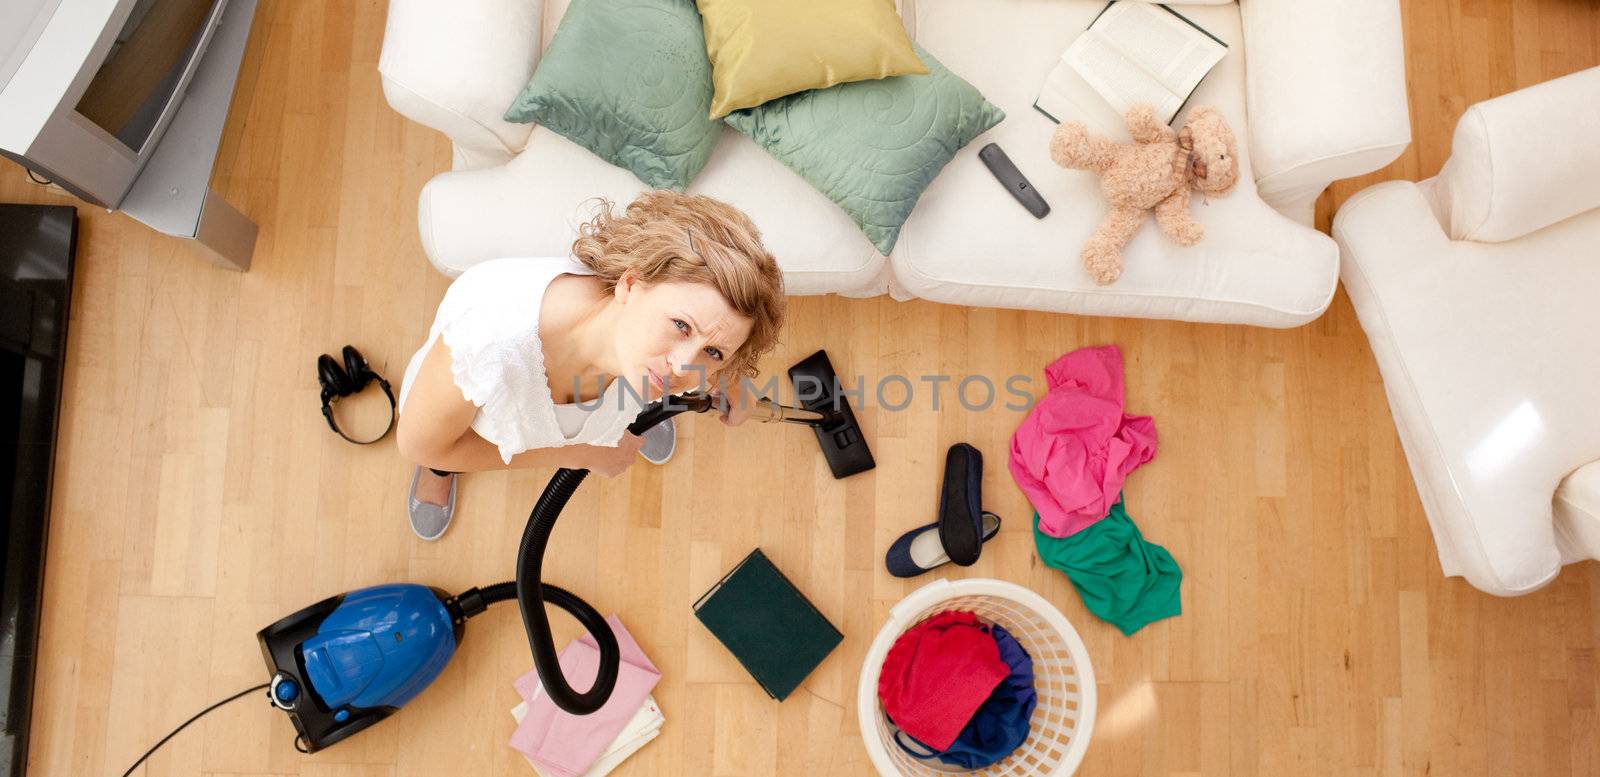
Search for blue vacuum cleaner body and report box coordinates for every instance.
[257,584,464,752]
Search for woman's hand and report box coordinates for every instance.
[582,434,644,477]
[712,377,759,426]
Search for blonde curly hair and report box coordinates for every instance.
[572,191,785,379]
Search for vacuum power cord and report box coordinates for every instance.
[120,682,269,776]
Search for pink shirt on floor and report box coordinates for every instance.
[1009,345,1157,538]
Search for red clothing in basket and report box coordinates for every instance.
[877,610,1010,750]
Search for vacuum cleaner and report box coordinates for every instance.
[254,350,872,753]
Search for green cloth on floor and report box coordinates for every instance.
[1032,499,1182,636]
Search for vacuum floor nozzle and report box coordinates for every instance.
[787,350,875,479]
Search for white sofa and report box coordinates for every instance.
[380,0,1409,327]
[1333,66,1600,596]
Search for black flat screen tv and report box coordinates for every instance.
[0,204,75,777]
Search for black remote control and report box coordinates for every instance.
[978,143,1050,219]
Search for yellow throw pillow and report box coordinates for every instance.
[697,0,928,119]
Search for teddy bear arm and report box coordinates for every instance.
[1051,121,1122,174]
[1125,104,1175,144]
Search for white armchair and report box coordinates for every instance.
[380,0,1410,327]
[1333,66,1600,596]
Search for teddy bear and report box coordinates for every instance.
[1049,103,1239,285]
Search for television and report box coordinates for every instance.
[0,0,231,208]
[0,204,75,777]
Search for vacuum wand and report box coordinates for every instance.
[650,391,826,426]
[748,397,827,425]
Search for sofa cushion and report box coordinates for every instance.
[547,0,920,50]
[417,126,886,295]
[696,0,927,119]
[725,44,1004,256]
[893,0,1338,327]
[504,0,720,190]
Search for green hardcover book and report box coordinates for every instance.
[692,548,843,701]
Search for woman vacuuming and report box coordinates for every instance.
[395,191,786,540]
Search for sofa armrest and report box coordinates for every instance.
[379,0,543,170]
[1242,0,1411,224]
[1556,461,1600,563]
[415,142,648,275]
[1435,66,1600,242]
[417,160,559,276]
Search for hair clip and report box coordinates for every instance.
[685,228,697,254]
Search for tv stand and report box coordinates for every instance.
[118,0,259,271]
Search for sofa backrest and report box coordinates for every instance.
[1434,66,1600,243]
[542,0,1237,55]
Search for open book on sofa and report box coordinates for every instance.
[1035,1,1227,135]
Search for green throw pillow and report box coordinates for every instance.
[724,45,1004,254]
[503,0,719,190]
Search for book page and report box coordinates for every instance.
[1094,2,1226,99]
[1035,55,1131,138]
[1065,31,1182,120]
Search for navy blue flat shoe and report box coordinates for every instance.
[884,512,1001,578]
[938,443,985,566]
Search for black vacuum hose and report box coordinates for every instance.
[476,581,517,604]
[470,582,607,648]
[512,393,718,715]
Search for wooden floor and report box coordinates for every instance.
[9,1,1599,775]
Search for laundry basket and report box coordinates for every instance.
[857,578,1096,777]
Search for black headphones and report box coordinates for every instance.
[317,345,396,445]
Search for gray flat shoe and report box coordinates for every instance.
[639,417,675,465]
[409,467,456,541]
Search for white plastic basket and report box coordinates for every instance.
[857,578,1097,777]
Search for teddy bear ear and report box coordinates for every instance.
[1187,105,1219,122]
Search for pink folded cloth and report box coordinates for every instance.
[511,615,661,777]
[1009,345,1158,538]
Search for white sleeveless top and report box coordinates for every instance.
[398,257,648,464]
